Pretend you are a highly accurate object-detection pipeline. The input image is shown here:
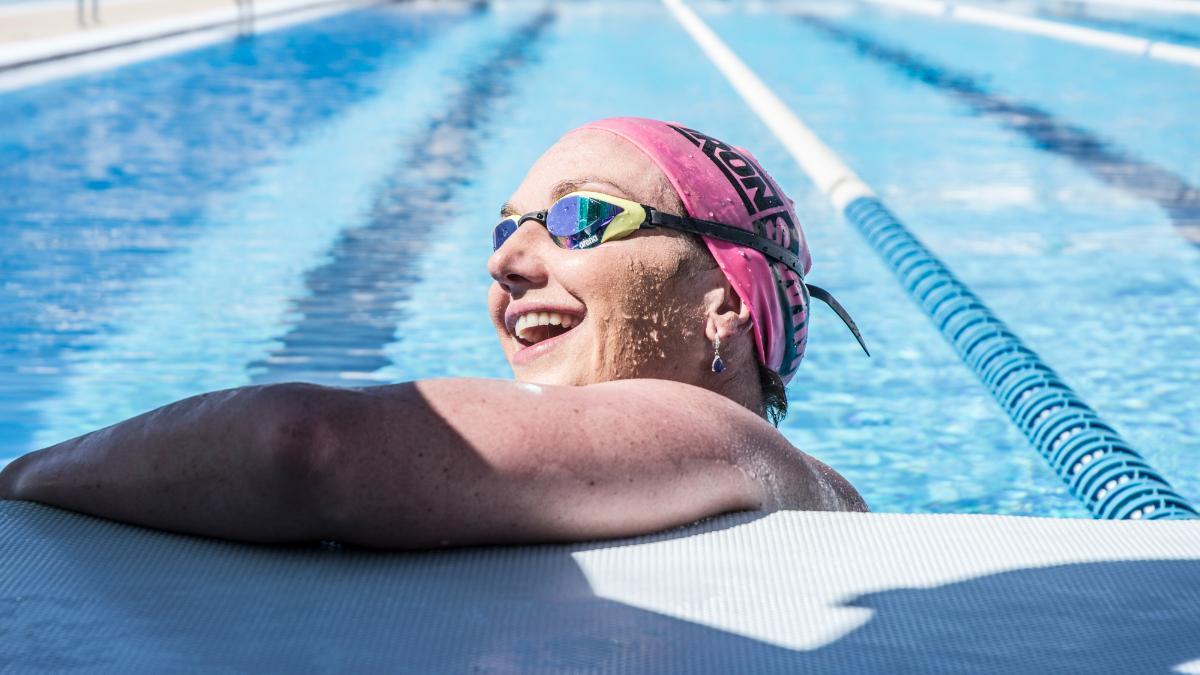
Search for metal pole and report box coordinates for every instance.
[234,0,256,37]
[91,0,100,24]
[77,0,85,27]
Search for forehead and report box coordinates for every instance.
[505,129,682,216]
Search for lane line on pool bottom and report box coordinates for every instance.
[797,15,1200,249]
[661,0,1196,520]
[247,9,555,385]
[861,0,1200,68]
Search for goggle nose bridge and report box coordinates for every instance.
[518,211,547,227]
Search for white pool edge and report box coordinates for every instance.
[861,0,1200,68]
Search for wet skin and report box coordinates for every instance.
[0,130,864,549]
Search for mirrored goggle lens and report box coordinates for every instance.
[546,195,623,250]
[492,217,518,251]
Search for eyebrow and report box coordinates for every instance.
[498,177,636,219]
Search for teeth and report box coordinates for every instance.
[514,311,579,342]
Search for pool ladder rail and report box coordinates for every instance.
[76,0,99,27]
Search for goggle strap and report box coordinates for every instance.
[504,200,870,357]
[649,208,869,358]
[648,210,804,278]
[805,283,871,357]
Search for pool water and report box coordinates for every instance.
[1,1,1196,518]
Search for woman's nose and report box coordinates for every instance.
[487,224,550,295]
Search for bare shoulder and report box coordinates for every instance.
[311,377,864,547]
[575,379,869,513]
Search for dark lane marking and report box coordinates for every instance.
[248,11,554,385]
[798,15,1200,248]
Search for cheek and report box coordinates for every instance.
[586,252,710,375]
[487,283,511,339]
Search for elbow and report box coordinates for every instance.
[252,383,343,530]
[793,454,868,513]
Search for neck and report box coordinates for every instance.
[711,348,767,421]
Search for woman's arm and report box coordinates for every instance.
[0,378,863,548]
[0,384,327,542]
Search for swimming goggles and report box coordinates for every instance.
[492,191,868,355]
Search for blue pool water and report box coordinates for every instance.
[0,1,1196,517]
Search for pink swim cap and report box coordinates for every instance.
[571,117,822,383]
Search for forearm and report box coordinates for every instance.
[0,385,322,542]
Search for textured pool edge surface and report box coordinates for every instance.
[1,501,1198,672]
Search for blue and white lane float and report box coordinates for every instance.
[663,0,1197,520]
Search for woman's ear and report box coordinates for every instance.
[703,282,754,344]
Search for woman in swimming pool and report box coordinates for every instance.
[0,118,868,548]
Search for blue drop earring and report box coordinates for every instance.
[711,337,725,374]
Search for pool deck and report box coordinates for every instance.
[0,0,252,46]
[2,501,1198,672]
[0,0,386,91]
[0,0,385,74]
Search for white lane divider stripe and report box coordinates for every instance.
[661,0,875,212]
[865,0,1200,68]
[1050,0,1200,15]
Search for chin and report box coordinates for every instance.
[505,331,592,386]
[511,362,578,387]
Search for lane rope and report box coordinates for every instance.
[661,0,1197,519]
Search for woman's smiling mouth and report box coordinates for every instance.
[505,304,586,363]
[514,311,576,345]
